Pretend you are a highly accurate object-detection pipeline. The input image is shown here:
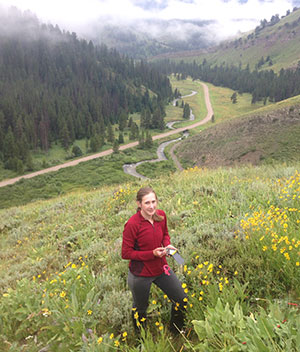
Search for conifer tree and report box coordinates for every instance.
[60,122,71,151]
[183,103,190,119]
[3,127,17,162]
[138,130,145,149]
[118,132,124,144]
[113,140,119,153]
[107,123,115,144]
[145,130,153,148]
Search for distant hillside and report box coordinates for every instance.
[157,7,300,72]
[175,96,300,168]
[87,18,215,59]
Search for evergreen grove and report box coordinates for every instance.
[152,58,300,104]
[0,8,173,173]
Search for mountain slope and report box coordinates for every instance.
[175,95,300,168]
[157,7,300,72]
[0,160,299,350]
[0,7,172,176]
[86,18,216,59]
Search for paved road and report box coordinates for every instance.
[0,83,213,188]
[124,90,197,179]
[122,136,184,180]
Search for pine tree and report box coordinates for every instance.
[129,122,139,140]
[145,130,153,148]
[3,127,17,162]
[138,130,145,149]
[230,92,237,104]
[60,122,71,151]
[107,123,115,144]
[151,107,165,130]
[118,132,124,144]
[113,140,119,153]
[183,103,190,119]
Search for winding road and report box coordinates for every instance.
[123,84,213,178]
[123,132,189,180]
[0,82,213,188]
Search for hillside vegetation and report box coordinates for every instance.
[175,95,300,169]
[157,7,300,72]
[0,7,172,178]
[0,162,299,351]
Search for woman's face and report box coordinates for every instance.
[137,192,157,219]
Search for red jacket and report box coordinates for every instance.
[121,209,171,276]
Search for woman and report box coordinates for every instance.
[121,187,187,333]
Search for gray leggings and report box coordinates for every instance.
[128,269,187,314]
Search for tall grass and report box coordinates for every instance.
[0,162,299,351]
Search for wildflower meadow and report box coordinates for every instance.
[0,163,299,351]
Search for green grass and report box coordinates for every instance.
[136,160,177,179]
[0,146,159,209]
[164,8,300,73]
[174,95,300,169]
[206,83,273,122]
[170,76,207,122]
[0,162,299,351]
[1,77,295,210]
[0,82,197,183]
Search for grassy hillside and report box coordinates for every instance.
[175,95,300,169]
[0,162,299,351]
[158,8,300,72]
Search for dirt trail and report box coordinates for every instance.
[0,82,213,188]
[168,82,213,170]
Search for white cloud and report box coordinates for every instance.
[0,0,295,37]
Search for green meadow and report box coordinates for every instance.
[0,163,299,351]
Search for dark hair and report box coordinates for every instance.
[136,187,164,222]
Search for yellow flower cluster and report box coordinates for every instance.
[31,256,89,310]
[237,171,300,265]
[97,331,128,346]
[106,184,137,212]
[186,258,231,301]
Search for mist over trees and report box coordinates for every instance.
[0,7,172,173]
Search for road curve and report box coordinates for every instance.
[0,82,213,188]
[123,136,184,180]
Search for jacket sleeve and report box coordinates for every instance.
[161,211,171,247]
[121,221,155,261]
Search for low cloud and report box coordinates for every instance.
[0,0,296,40]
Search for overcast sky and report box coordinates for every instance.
[0,0,299,38]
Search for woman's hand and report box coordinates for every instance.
[165,244,177,250]
[165,244,177,256]
[153,247,167,258]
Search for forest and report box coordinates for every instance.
[151,57,300,104]
[0,8,173,173]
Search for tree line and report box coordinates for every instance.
[151,58,300,105]
[0,8,173,173]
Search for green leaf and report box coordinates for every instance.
[192,320,207,341]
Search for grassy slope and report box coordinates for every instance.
[0,78,205,210]
[175,94,300,168]
[0,162,299,350]
[1,77,293,209]
[158,8,300,72]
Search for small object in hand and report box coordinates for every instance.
[166,248,184,265]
